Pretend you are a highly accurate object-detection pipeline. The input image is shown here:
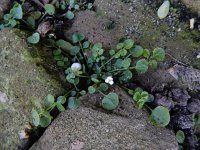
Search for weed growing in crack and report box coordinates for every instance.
[31,32,169,128]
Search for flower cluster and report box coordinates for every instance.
[105,76,114,85]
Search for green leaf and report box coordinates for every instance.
[32,109,40,126]
[53,49,62,56]
[56,102,65,112]
[72,32,85,43]
[10,3,23,19]
[66,11,74,20]
[83,41,90,49]
[39,116,51,127]
[133,92,141,101]
[70,46,80,55]
[99,83,109,92]
[91,78,100,83]
[44,4,55,15]
[149,60,158,69]
[109,49,115,56]
[68,97,80,109]
[143,49,150,58]
[57,61,65,67]
[80,90,86,96]
[102,92,119,110]
[152,48,165,61]
[27,16,35,28]
[74,4,80,10]
[56,39,72,51]
[150,106,170,127]
[44,94,55,108]
[30,11,41,20]
[27,32,40,44]
[122,58,131,69]
[57,96,66,104]
[123,39,134,49]
[120,70,132,82]
[176,130,185,144]
[88,86,96,94]
[135,59,149,74]
[131,45,143,57]
[116,43,124,50]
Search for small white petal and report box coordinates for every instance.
[71,63,82,72]
[105,79,109,83]
[109,81,114,85]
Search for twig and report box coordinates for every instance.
[32,0,44,8]
[166,53,188,67]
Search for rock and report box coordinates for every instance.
[181,0,200,14]
[65,10,125,49]
[168,64,200,91]
[31,86,178,150]
[0,29,65,149]
[154,93,174,109]
[187,99,200,113]
[171,88,191,107]
[0,0,11,20]
[171,114,194,130]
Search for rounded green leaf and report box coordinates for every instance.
[99,83,109,92]
[149,60,158,69]
[10,3,23,19]
[66,11,74,20]
[120,70,132,82]
[83,41,90,49]
[102,92,119,110]
[123,39,134,49]
[176,130,185,144]
[56,39,72,51]
[88,86,96,94]
[68,97,80,109]
[72,32,85,43]
[39,116,51,127]
[131,45,143,57]
[150,106,170,127]
[135,59,149,74]
[56,102,65,112]
[143,49,150,58]
[152,48,165,61]
[27,32,40,44]
[32,109,40,126]
[44,4,55,15]
[57,96,66,104]
[80,90,86,96]
[116,43,124,50]
[44,94,55,108]
[70,46,80,55]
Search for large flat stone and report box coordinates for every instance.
[0,29,65,149]
[31,86,178,150]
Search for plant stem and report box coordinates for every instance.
[79,41,88,69]
[46,103,57,111]
[100,54,116,69]
[98,90,106,96]
[108,66,135,73]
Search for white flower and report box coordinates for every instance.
[71,63,82,72]
[197,53,200,59]
[105,76,114,85]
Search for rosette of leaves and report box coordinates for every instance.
[129,88,154,109]
[31,95,66,127]
[1,3,23,29]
